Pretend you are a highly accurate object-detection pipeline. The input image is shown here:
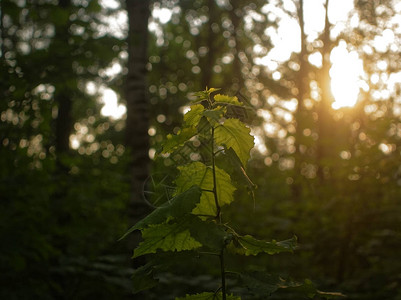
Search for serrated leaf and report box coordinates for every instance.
[203,107,226,126]
[176,292,241,300]
[175,162,236,216]
[192,88,220,102]
[197,116,213,137]
[214,119,254,167]
[184,104,205,127]
[120,186,202,239]
[186,215,227,251]
[214,94,243,106]
[221,147,256,190]
[230,235,297,256]
[133,222,202,258]
[162,127,197,153]
[132,263,159,293]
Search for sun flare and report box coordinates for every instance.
[330,41,364,109]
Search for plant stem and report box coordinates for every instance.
[220,249,226,300]
[211,127,226,298]
[211,127,221,220]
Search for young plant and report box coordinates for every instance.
[122,88,342,299]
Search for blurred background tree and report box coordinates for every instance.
[0,0,132,299]
[1,0,401,299]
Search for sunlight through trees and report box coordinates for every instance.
[1,0,401,299]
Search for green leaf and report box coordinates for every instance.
[192,88,221,102]
[133,222,202,258]
[184,104,205,127]
[162,127,197,154]
[214,94,243,106]
[132,263,159,293]
[206,88,220,93]
[175,162,236,216]
[203,106,226,126]
[219,148,256,191]
[120,186,202,239]
[186,215,228,251]
[176,292,241,300]
[230,235,297,256]
[214,119,254,167]
[196,116,213,139]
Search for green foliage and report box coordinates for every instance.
[229,235,297,256]
[214,118,254,167]
[0,1,131,298]
[175,162,236,216]
[121,186,202,237]
[163,128,198,154]
[134,223,202,258]
[124,88,340,299]
[0,148,131,299]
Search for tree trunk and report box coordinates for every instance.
[316,0,334,183]
[292,0,307,201]
[55,93,72,154]
[231,4,244,91]
[125,0,151,233]
[54,0,72,156]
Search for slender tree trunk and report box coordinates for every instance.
[54,0,72,156]
[125,0,151,235]
[292,0,307,201]
[55,93,72,154]
[316,0,334,182]
[51,2,73,295]
[316,1,352,282]
[231,4,244,91]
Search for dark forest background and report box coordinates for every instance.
[1,0,401,299]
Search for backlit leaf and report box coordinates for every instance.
[133,222,202,258]
[120,186,202,239]
[230,235,297,256]
[218,147,256,191]
[203,106,226,126]
[192,88,220,102]
[186,215,227,251]
[162,127,197,154]
[214,94,243,106]
[175,162,236,216]
[184,104,204,127]
[214,119,254,167]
